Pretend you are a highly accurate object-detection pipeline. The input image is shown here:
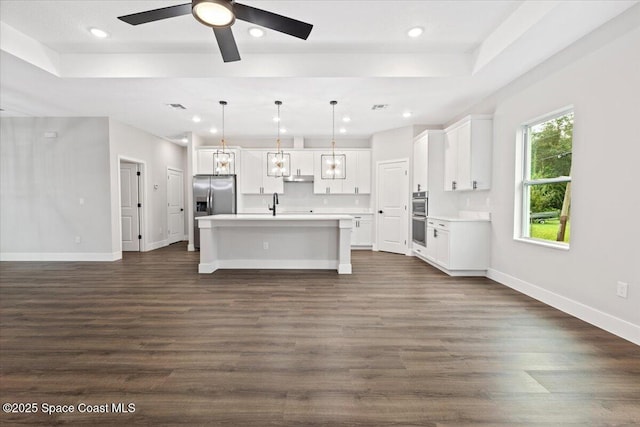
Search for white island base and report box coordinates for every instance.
[196,214,353,274]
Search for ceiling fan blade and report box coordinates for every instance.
[234,3,313,40]
[213,27,241,62]
[118,3,192,25]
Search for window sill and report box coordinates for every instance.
[514,237,570,251]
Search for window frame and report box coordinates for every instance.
[519,107,573,248]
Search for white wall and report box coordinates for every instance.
[0,117,114,260]
[462,13,640,341]
[108,119,187,255]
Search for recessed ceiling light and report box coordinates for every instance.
[339,128,347,134]
[248,27,265,38]
[192,115,201,123]
[403,111,412,118]
[181,137,188,143]
[342,116,351,123]
[89,27,109,39]
[210,128,218,134]
[280,127,287,133]
[407,27,424,38]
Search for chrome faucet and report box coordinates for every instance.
[268,192,279,216]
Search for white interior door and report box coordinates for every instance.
[376,159,409,254]
[120,162,140,252]
[167,168,184,245]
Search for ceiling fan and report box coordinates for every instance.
[118,0,313,63]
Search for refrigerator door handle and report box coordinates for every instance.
[207,187,213,215]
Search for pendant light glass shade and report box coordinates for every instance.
[321,100,346,179]
[213,100,235,175]
[267,100,290,177]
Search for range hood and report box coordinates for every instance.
[283,175,314,183]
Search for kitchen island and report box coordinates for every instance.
[196,214,353,274]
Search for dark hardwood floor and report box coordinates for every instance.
[1,243,639,426]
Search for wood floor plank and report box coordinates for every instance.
[1,243,639,425]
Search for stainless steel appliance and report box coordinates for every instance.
[193,175,237,249]
[412,191,428,246]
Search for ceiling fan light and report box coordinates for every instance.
[192,0,235,27]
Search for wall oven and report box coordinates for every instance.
[412,191,428,246]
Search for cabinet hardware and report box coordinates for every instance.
[473,180,478,190]
[452,181,457,190]
[439,223,445,227]
[378,210,384,214]
[434,229,438,238]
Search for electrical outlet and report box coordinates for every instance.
[616,281,628,299]
[355,199,360,205]
[263,241,269,250]
[323,198,328,205]
[75,236,81,244]
[79,197,85,206]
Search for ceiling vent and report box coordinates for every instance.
[371,104,389,110]
[167,103,186,110]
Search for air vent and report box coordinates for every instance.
[371,104,389,110]
[167,103,186,110]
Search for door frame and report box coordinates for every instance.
[166,166,185,245]
[118,156,147,253]
[375,158,410,255]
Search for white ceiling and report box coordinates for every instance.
[0,0,637,143]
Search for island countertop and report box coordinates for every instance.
[196,214,354,222]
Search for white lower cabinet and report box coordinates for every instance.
[422,218,489,276]
[351,215,372,247]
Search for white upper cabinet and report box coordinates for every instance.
[342,150,371,194]
[412,131,429,192]
[444,116,492,191]
[240,150,283,195]
[289,151,314,176]
[313,150,371,195]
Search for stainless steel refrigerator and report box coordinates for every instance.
[193,175,237,249]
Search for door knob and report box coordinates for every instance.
[180,208,184,211]
[378,210,384,214]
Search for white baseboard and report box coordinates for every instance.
[187,244,195,252]
[145,239,168,252]
[199,259,340,274]
[0,252,121,262]
[487,268,640,346]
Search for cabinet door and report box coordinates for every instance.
[456,121,472,191]
[435,229,450,268]
[351,215,372,246]
[356,151,371,194]
[341,151,357,194]
[196,149,215,175]
[469,119,493,190]
[425,225,437,262]
[444,129,458,191]
[240,150,264,194]
[290,151,314,175]
[413,135,428,192]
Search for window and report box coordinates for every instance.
[521,109,573,246]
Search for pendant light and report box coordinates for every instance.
[321,100,346,179]
[213,100,235,175]
[266,100,290,177]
